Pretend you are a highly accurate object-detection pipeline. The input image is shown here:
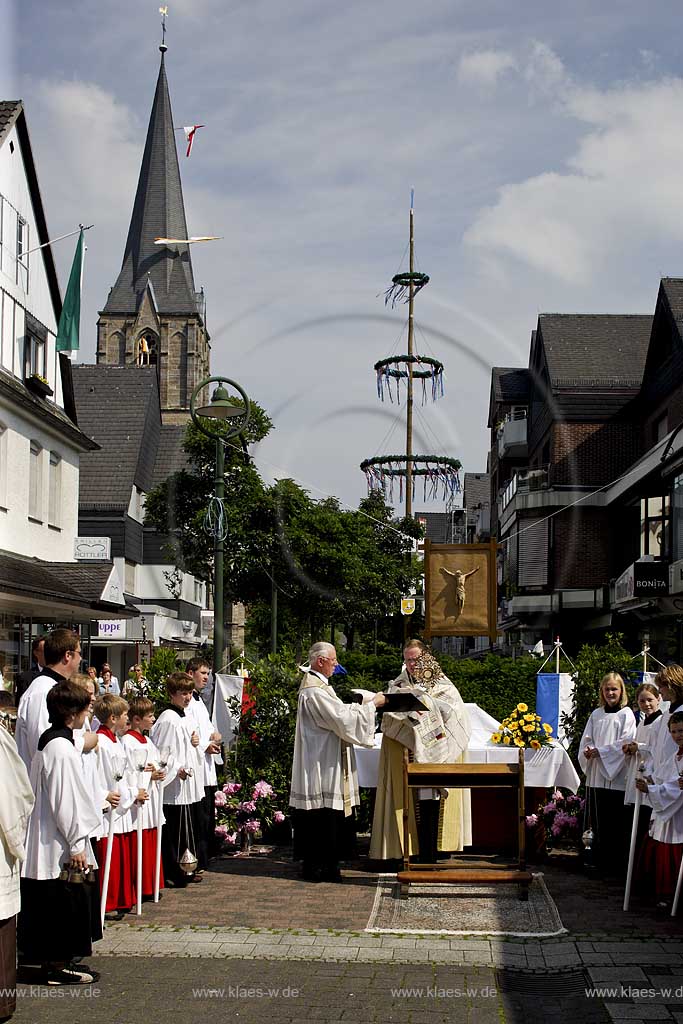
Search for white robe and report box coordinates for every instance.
[120,732,166,830]
[185,694,222,787]
[647,703,680,784]
[289,673,376,812]
[22,735,101,879]
[623,712,663,807]
[150,709,204,805]
[96,731,136,835]
[647,751,683,844]
[15,672,61,771]
[578,706,636,791]
[0,728,34,918]
[74,718,109,840]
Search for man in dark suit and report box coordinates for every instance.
[14,636,46,703]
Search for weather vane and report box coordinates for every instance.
[159,6,168,47]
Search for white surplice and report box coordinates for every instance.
[0,728,34,918]
[150,709,204,805]
[623,712,664,807]
[15,672,61,771]
[185,694,222,787]
[74,718,109,839]
[22,733,102,879]
[96,730,136,835]
[289,673,376,813]
[578,706,636,791]
[647,703,681,784]
[647,751,683,844]
[120,732,166,829]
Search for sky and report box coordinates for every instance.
[6,0,683,514]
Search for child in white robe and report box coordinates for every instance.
[622,682,663,853]
[636,710,683,907]
[579,671,636,876]
[150,672,204,887]
[120,696,167,900]
[647,665,683,785]
[18,680,102,986]
[93,694,144,920]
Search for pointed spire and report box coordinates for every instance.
[102,49,198,317]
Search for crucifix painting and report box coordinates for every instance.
[424,540,497,640]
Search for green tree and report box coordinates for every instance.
[563,632,634,761]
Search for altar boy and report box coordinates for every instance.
[120,696,167,898]
[150,673,204,887]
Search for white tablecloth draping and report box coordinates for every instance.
[354,703,580,792]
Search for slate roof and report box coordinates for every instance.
[72,365,161,507]
[0,100,21,147]
[538,314,652,386]
[152,424,190,489]
[0,550,134,615]
[491,368,530,404]
[661,279,683,322]
[101,52,198,317]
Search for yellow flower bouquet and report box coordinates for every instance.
[490,703,554,750]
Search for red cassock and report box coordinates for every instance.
[637,835,683,901]
[95,833,137,912]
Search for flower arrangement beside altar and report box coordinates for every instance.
[214,779,286,853]
[490,703,554,750]
[526,789,585,849]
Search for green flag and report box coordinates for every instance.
[55,228,84,352]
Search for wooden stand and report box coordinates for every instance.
[398,748,532,900]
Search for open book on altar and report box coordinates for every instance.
[349,688,429,712]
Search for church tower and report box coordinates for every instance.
[96,44,210,423]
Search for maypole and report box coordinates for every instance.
[360,193,461,514]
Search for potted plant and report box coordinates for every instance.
[25,373,53,398]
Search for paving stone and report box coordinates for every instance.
[605,1005,674,1019]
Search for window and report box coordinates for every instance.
[23,314,47,380]
[28,441,42,520]
[48,452,61,527]
[673,474,683,562]
[124,559,137,595]
[641,495,670,558]
[16,216,28,291]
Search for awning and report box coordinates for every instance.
[605,427,683,504]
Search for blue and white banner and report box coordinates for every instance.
[536,673,575,747]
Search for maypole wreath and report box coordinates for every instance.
[374,355,444,404]
[360,455,462,503]
[384,271,430,308]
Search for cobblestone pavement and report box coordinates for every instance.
[10,850,683,1024]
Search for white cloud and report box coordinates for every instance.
[457,49,517,88]
[464,76,683,286]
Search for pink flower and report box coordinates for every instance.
[525,814,538,828]
[552,789,563,801]
[214,790,228,807]
[214,825,228,839]
[239,800,256,813]
[226,832,238,845]
[542,802,556,815]
[244,818,260,834]
[252,780,274,799]
[223,782,242,795]
[273,811,285,824]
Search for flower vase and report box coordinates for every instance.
[240,830,252,855]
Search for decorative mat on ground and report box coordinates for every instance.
[366,872,566,936]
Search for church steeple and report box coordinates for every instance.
[97,45,210,424]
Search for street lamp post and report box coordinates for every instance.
[190,377,251,682]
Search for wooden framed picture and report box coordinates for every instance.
[424,539,498,641]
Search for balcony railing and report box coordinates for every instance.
[496,412,528,459]
[498,466,549,515]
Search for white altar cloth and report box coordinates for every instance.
[354,703,580,792]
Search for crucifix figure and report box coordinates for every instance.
[440,565,480,620]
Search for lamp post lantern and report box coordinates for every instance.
[190,377,251,682]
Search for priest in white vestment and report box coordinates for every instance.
[289,642,386,882]
[369,640,472,863]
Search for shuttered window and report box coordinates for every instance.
[518,516,549,587]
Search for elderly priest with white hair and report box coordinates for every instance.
[290,642,386,882]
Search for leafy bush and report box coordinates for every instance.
[139,647,183,707]
[563,632,634,761]
[222,653,299,814]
